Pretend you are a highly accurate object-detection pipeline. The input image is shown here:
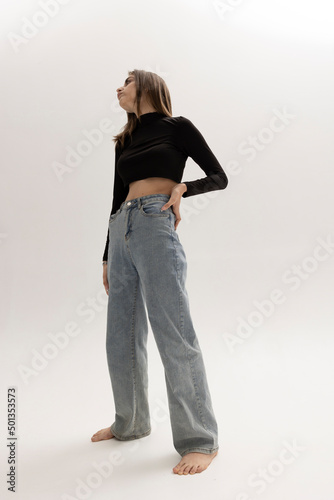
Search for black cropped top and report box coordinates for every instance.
[103,111,228,261]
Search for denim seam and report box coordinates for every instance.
[170,221,209,434]
[169,221,182,335]
[140,206,170,218]
[139,198,170,218]
[180,445,219,457]
[130,278,138,435]
[126,231,137,269]
[124,205,140,438]
[111,425,151,441]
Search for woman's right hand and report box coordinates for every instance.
[103,264,109,295]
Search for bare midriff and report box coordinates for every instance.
[125,177,180,202]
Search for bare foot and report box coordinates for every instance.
[173,450,218,475]
[91,427,114,442]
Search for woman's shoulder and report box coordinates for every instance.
[163,114,190,121]
[162,114,193,128]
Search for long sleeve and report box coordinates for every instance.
[176,116,228,198]
[102,143,129,262]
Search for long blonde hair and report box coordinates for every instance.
[113,69,172,150]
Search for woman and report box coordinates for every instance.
[91,69,228,476]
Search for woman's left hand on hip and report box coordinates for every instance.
[160,184,186,230]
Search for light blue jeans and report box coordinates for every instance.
[106,193,219,457]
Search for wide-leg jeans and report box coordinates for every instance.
[106,193,219,457]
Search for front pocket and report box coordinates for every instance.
[140,200,170,217]
[109,210,120,223]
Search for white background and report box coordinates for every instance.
[1,0,334,498]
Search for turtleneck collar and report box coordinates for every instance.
[136,111,164,126]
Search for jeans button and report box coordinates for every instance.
[127,201,131,206]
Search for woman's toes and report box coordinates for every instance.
[182,465,192,475]
[176,464,186,474]
[189,465,199,474]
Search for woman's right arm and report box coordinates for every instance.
[102,142,129,294]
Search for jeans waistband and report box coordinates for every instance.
[119,193,171,212]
